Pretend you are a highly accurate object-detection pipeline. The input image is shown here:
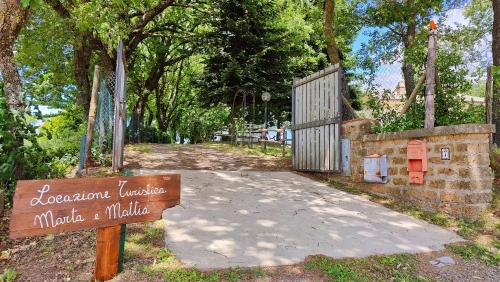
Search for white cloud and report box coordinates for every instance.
[439,8,469,28]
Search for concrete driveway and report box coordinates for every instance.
[132,169,463,269]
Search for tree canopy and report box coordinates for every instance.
[0,0,496,190]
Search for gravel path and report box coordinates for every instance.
[125,144,290,171]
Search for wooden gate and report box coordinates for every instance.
[291,64,343,171]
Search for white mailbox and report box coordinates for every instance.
[363,154,388,183]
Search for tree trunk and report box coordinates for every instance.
[0,0,30,179]
[402,14,417,97]
[171,124,177,144]
[131,93,149,142]
[402,63,416,98]
[0,45,24,112]
[323,0,340,64]
[323,0,357,120]
[493,0,500,145]
[230,91,240,144]
[0,0,30,113]
[74,33,92,116]
[155,88,167,132]
[146,105,154,128]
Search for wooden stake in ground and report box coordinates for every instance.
[425,21,438,129]
[85,65,100,171]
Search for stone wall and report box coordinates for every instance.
[342,119,494,220]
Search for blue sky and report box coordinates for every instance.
[32,105,61,117]
[352,27,371,54]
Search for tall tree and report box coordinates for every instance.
[15,3,76,109]
[322,0,362,119]
[493,0,500,145]
[42,0,180,116]
[201,0,297,125]
[0,0,30,113]
[324,0,341,64]
[360,0,447,97]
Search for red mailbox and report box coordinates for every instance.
[407,140,427,184]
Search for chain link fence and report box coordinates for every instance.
[94,72,116,162]
[77,72,116,174]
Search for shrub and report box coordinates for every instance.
[365,42,485,133]
[0,96,77,207]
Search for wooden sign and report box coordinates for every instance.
[9,175,180,239]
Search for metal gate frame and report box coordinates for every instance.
[291,64,343,172]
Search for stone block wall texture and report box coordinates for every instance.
[341,119,494,220]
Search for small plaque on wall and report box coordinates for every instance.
[440,148,450,160]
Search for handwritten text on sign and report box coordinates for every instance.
[9,175,180,239]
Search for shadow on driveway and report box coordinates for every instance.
[133,169,464,269]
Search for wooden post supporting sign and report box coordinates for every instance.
[95,225,121,281]
[9,175,180,281]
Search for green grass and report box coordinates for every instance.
[0,268,17,282]
[372,254,427,282]
[162,266,269,282]
[156,249,176,264]
[387,202,452,227]
[223,270,240,282]
[306,256,366,282]
[130,143,153,153]
[325,179,372,197]
[456,220,482,238]
[305,254,427,282]
[163,268,220,282]
[448,242,500,266]
[251,266,267,278]
[207,142,291,158]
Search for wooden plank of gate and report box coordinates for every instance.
[301,80,305,169]
[330,70,337,170]
[306,73,310,170]
[325,69,331,171]
[308,74,313,171]
[319,70,326,171]
[335,66,341,170]
[296,81,300,169]
[317,78,321,171]
[302,76,306,170]
[334,69,340,170]
[314,74,318,171]
[310,73,314,170]
[9,174,180,281]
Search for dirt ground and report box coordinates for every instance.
[124,143,291,171]
[1,143,498,281]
